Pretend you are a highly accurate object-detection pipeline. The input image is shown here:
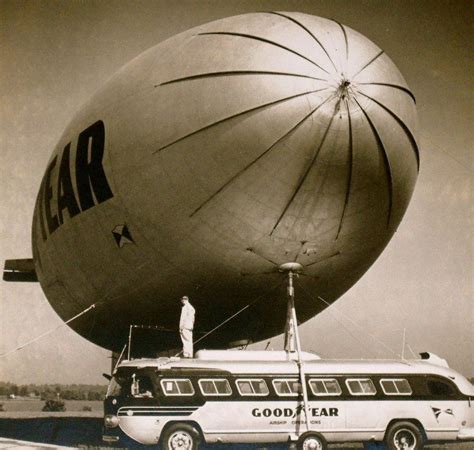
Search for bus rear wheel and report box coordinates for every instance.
[297,432,327,450]
[385,421,423,450]
[161,423,200,450]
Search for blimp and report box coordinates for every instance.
[4,12,419,357]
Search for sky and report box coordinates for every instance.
[0,0,472,385]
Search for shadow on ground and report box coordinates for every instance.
[0,418,105,447]
[3,417,468,449]
[0,417,292,449]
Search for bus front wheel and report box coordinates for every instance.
[385,421,423,450]
[297,432,327,450]
[161,423,200,450]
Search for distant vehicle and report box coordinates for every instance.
[42,399,66,412]
[102,350,474,449]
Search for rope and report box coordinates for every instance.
[297,284,379,358]
[295,281,401,358]
[421,133,472,174]
[3,278,285,360]
[174,280,285,357]
[407,343,418,359]
[0,303,98,358]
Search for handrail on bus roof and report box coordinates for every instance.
[194,350,321,361]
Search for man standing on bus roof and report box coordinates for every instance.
[179,296,195,358]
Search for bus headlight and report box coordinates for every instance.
[104,414,119,428]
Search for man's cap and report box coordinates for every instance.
[181,296,189,301]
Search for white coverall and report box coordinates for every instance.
[179,301,195,357]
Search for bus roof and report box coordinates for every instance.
[116,350,470,386]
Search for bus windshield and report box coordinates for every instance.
[106,376,123,397]
[106,369,156,398]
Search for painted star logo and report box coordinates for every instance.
[112,224,135,248]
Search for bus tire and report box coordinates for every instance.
[161,423,200,450]
[385,421,423,450]
[297,432,327,450]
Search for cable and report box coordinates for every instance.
[295,281,401,358]
[407,343,418,359]
[421,133,472,175]
[0,303,97,358]
[297,284,380,358]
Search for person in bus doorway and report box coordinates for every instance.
[179,296,195,358]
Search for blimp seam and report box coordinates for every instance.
[270,96,339,236]
[330,19,349,65]
[293,240,308,262]
[304,251,341,268]
[245,247,279,267]
[265,11,338,73]
[352,50,384,79]
[157,70,327,87]
[153,88,326,154]
[356,90,420,171]
[357,82,416,104]
[197,31,329,76]
[336,99,354,241]
[189,90,334,218]
[354,98,393,228]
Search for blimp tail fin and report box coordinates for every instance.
[3,258,38,282]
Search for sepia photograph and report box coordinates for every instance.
[0,1,472,449]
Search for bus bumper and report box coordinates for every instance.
[457,428,474,440]
[103,427,144,447]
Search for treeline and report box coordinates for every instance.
[0,381,107,400]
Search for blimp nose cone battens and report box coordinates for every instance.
[32,12,419,353]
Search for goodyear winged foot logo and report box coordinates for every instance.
[431,406,454,422]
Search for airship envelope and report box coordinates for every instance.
[30,12,419,355]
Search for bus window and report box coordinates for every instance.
[380,378,412,395]
[346,378,376,396]
[161,379,195,396]
[236,379,269,396]
[198,379,232,396]
[428,379,454,396]
[273,379,302,396]
[309,378,342,396]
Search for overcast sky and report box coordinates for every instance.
[1,0,472,385]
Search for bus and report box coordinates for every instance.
[102,350,474,450]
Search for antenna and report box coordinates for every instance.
[128,324,134,360]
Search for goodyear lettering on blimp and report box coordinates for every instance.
[251,407,338,418]
[37,120,113,240]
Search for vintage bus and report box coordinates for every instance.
[102,350,474,449]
